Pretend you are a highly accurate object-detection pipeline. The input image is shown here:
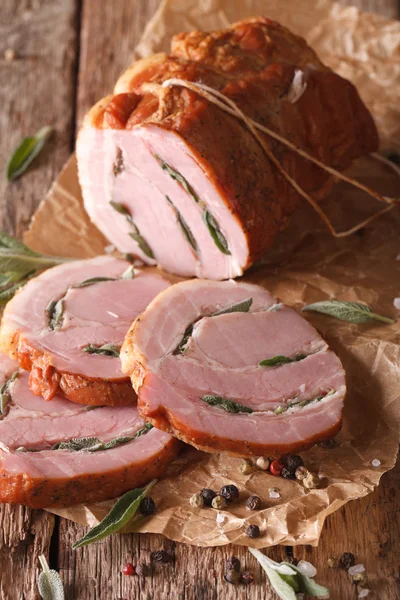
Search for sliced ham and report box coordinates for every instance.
[121,280,346,456]
[77,17,378,280]
[0,256,170,406]
[0,356,180,507]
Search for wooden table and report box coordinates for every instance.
[0,1,399,598]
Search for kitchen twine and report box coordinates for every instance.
[145,78,400,238]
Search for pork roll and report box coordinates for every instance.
[77,17,378,280]
[0,356,180,507]
[0,256,170,406]
[121,280,346,456]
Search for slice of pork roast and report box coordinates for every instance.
[0,256,170,406]
[121,280,346,456]
[0,356,180,508]
[77,17,378,280]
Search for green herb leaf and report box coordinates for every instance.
[72,277,117,288]
[109,201,132,219]
[302,300,395,324]
[0,371,18,414]
[249,549,329,600]
[82,343,121,358]
[212,297,253,316]
[110,202,155,259]
[38,554,65,600]
[155,156,199,203]
[173,323,195,355]
[201,394,253,414]
[259,353,307,367]
[129,231,155,259]
[281,563,330,597]
[52,437,102,451]
[274,392,327,415]
[72,480,156,549]
[0,231,40,256]
[46,299,64,330]
[7,127,53,181]
[166,196,197,251]
[202,210,230,255]
[121,265,135,279]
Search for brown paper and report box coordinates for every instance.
[24,0,400,548]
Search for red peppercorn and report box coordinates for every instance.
[122,562,136,576]
[270,459,284,476]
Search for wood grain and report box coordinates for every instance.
[0,0,399,599]
[0,0,79,599]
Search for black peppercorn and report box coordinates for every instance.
[135,563,148,577]
[246,495,262,511]
[281,455,304,477]
[219,484,239,503]
[339,552,356,569]
[200,488,216,506]
[151,550,172,564]
[139,496,156,516]
[224,569,240,584]
[246,524,260,539]
[241,571,255,585]
[226,556,240,573]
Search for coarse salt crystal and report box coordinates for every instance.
[393,298,400,310]
[349,564,365,576]
[104,244,115,254]
[216,512,225,524]
[371,458,381,467]
[297,560,317,578]
[269,489,280,499]
[299,384,306,394]
[358,590,370,599]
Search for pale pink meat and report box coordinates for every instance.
[122,279,346,455]
[1,256,170,379]
[0,356,176,489]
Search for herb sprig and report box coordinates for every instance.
[110,201,154,258]
[0,232,71,305]
[202,394,253,414]
[72,480,156,549]
[38,554,65,600]
[259,353,307,367]
[249,549,329,599]
[0,371,18,415]
[302,300,395,324]
[82,343,121,358]
[7,127,53,181]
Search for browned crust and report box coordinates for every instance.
[1,326,136,406]
[82,17,378,269]
[0,437,181,508]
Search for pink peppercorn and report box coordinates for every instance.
[122,562,136,576]
[270,459,284,476]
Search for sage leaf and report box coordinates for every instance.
[202,210,230,255]
[249,549,329,600]
[52,437,102,451]
[201,394,253,414]
[155,156,199,203]
[72,480,156,549]
[281,563,330,598]
[38,554,65,600]
[47,299,64,330]
[129,231,155,259]
[121,265,135,279]
[212,297,253,316]
[6,126,53,181]
[109,201,155,259]
[259,353,307,367]
[166,196,197,251]
[72,276,117,288]
[82,343,121,358]
[0,232,71,305]
[302,300,395,324]
[174,297,253,354]
[173,323,195,355]
[0,371,18,414]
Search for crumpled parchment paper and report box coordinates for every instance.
[23,0,400,548]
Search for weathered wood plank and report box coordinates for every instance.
[0,0,79,598]
[338,0,400,17]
